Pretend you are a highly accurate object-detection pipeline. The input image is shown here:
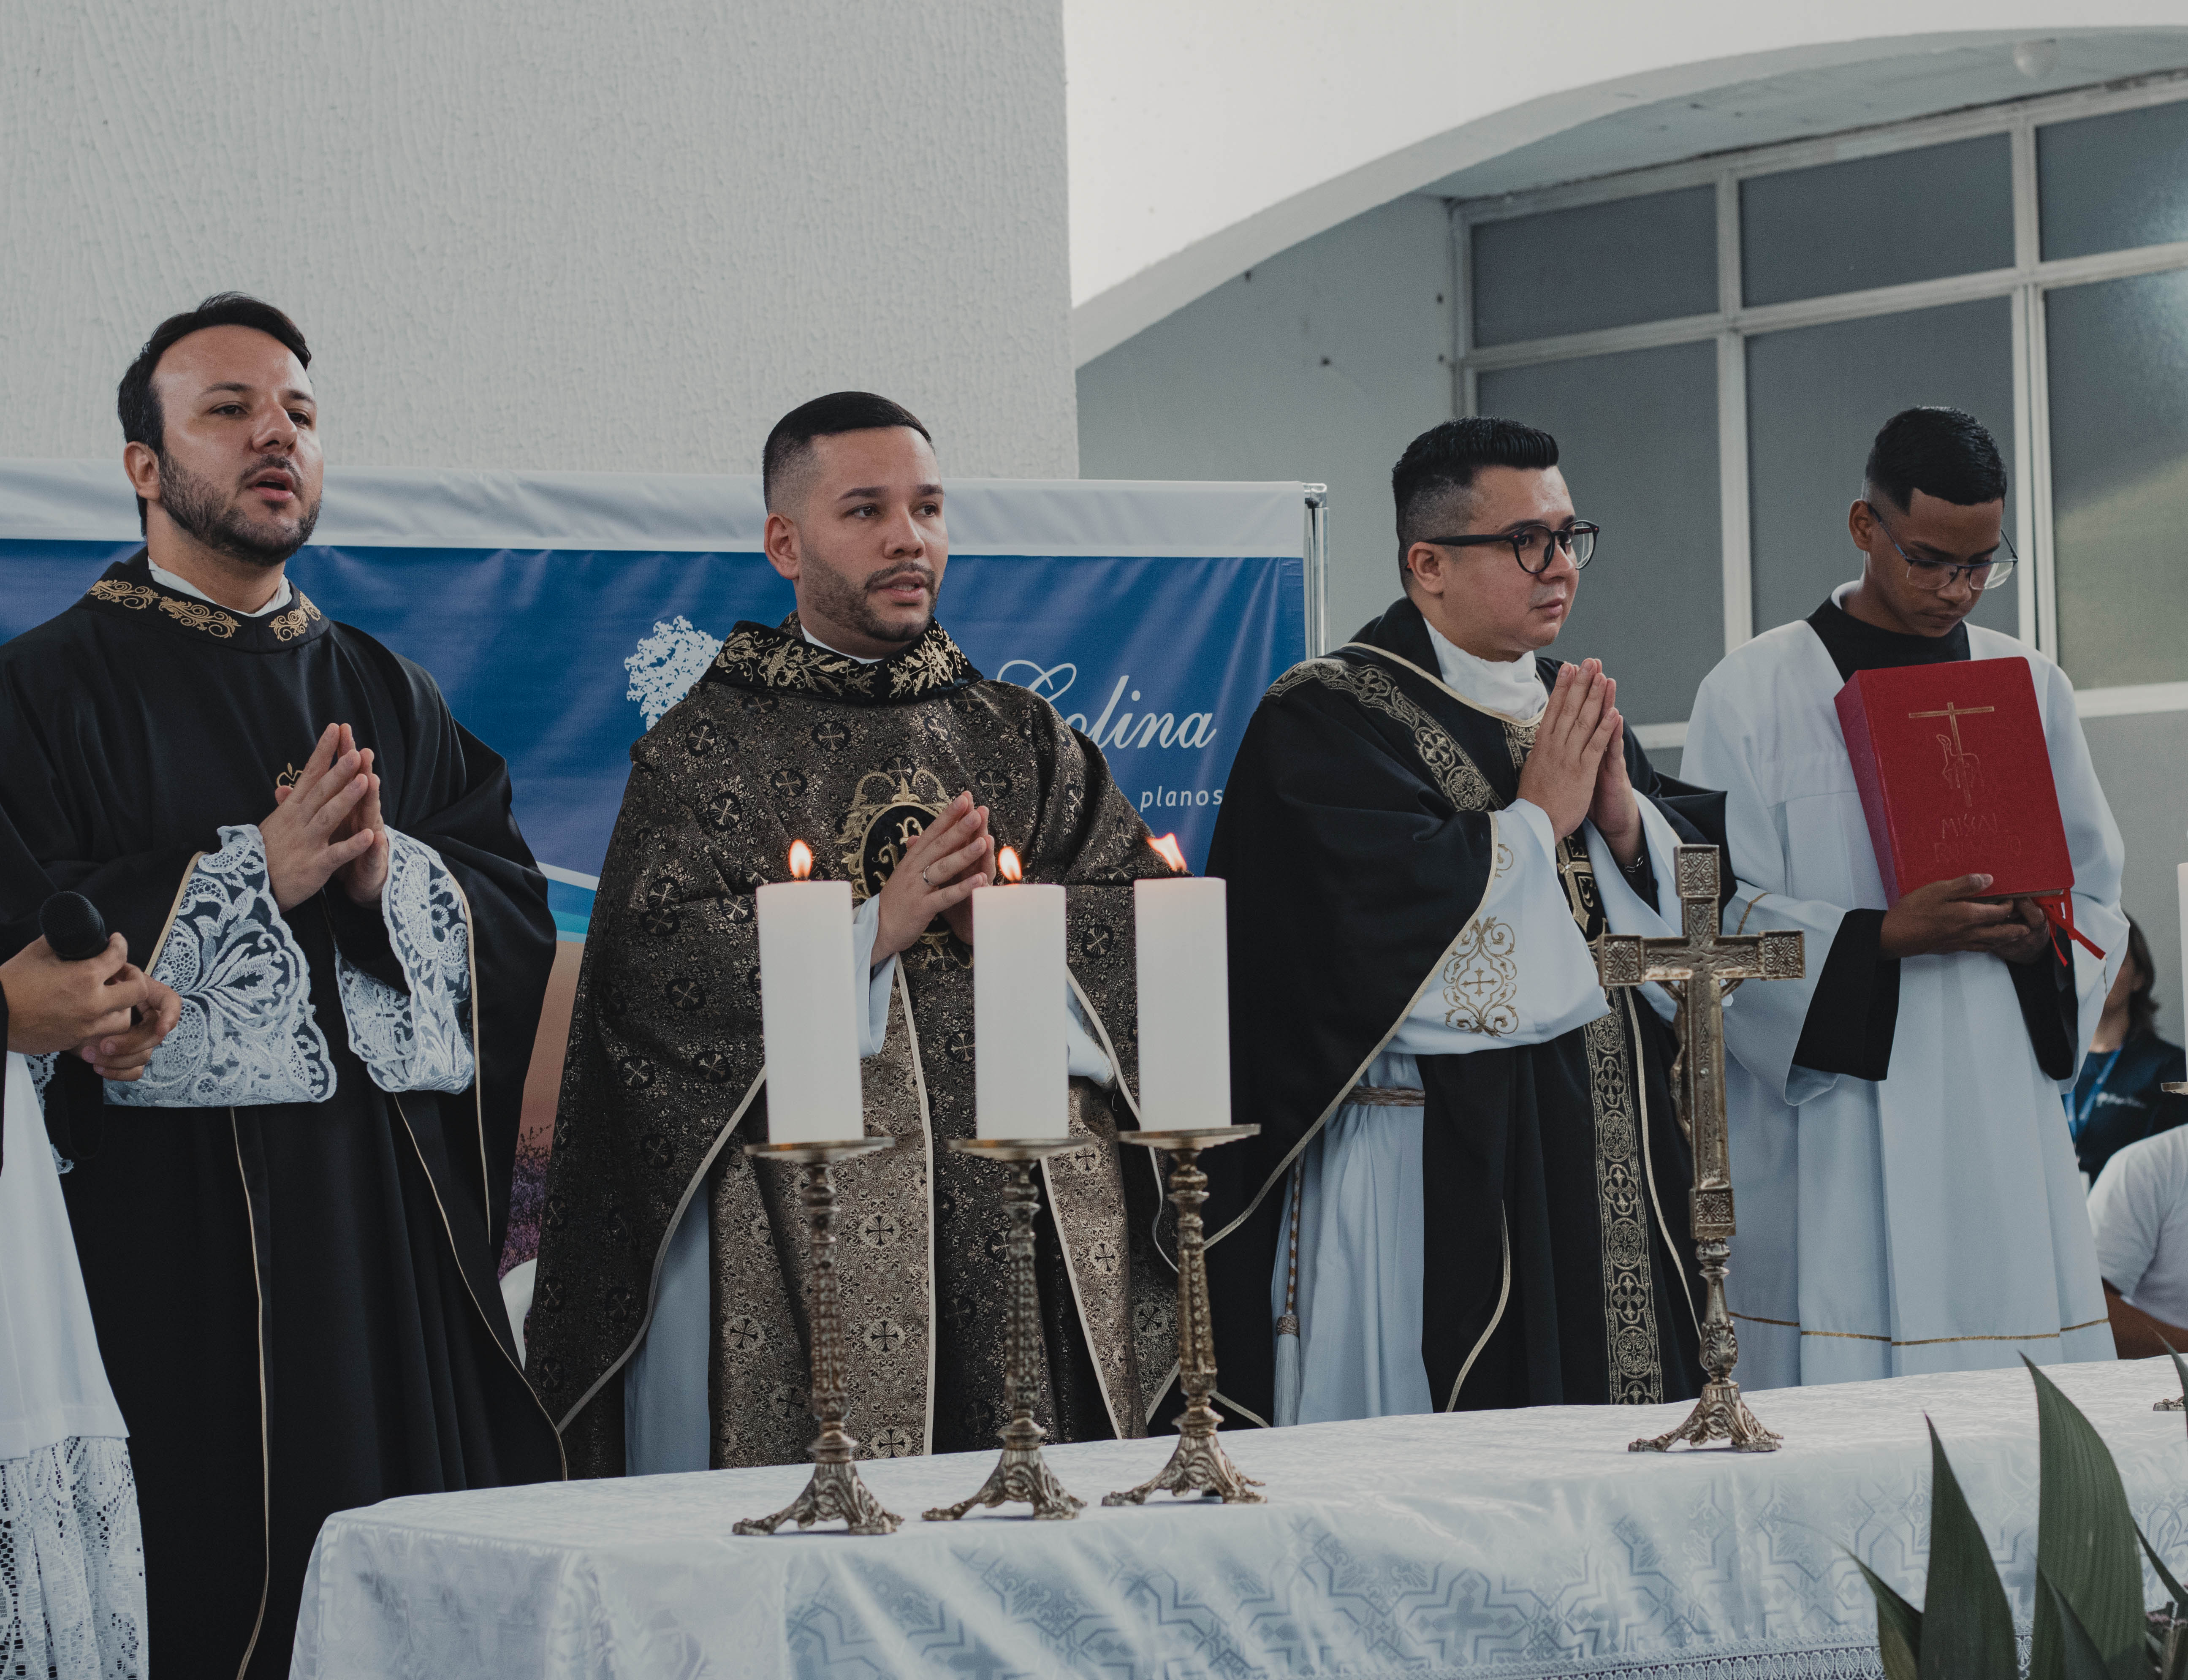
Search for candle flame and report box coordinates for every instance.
[1148,833,1189,874]
[996,845,1024,884]
[787,839,814,880]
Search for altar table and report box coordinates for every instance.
[291,1359,2188,1680]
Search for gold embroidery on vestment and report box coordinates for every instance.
[1442,917,1518,1036]
[709,614,975,703]
[156,596,241,638]
[268,593,321,641]
[1585,1008,1663,1404]
[1265,658,1496,811]
[90,575,320,644]
[87,580,161,612]
[834,765,959,965]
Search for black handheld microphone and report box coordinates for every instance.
[39,891,109,962]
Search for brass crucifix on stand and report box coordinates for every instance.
[1597,844,1804,1454]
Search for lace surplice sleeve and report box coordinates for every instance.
[106,824,337,1107]
[334,828,477,1094]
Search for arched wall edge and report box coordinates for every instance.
[1070,28,2136,366]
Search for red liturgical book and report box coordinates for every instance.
[1834,657,2103,958]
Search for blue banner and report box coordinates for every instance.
[0,539,1303,931]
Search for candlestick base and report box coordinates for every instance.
[1629,1234,1781,1454]
[1104,1126,1267,1507]
[924,1137,1094,1523]
[733,1135,905,1537]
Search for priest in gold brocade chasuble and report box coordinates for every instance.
[527,395,1178,1477]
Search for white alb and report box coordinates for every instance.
[1684,596,2126,1384]
[0,1051,147,1677]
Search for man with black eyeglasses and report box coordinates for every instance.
[1684,405,2128,1389]
[1199,417,1729,1429]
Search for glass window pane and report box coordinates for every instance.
[1477,340,1721,726]
[1740,136,2014,307]
[1746,299,2018,639]
[1471,187,1716,347]
[2045,266,2188,688]
[2039,98,2188,261]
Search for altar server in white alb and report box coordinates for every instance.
[0,922,178,1679]
[1683,407,2126,1384]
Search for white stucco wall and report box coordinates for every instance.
[1064,3,2188,359]
[0,1,1077,479]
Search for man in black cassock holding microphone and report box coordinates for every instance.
[0,294,562,1677]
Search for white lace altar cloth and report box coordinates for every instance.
[290,1359,2188,1680]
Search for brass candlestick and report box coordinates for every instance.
[923,1137,1095,1523]
[733,1135,904,1536]
[1105,1126,1266,1507]
[1597,845,1805,1455]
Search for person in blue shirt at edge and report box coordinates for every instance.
[2069,916,2187,1184]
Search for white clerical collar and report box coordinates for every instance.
[802,627,882,665]
[1424,619,1546,722]
[147,556,293,619]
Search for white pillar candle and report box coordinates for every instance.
[973,871,1069,1139]
[756,859,864,1144]
[1135,874,1230,1131]
[2177,856,2187,1043]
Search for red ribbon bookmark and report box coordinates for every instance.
[2033,891,2106,962]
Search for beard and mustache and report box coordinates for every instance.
[156,449,321,567]
[801,557,936,646]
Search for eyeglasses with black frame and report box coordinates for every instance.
[1423,521,1599,576]
[1861,501,2017,593]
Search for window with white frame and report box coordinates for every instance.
[1455,76,2188,744]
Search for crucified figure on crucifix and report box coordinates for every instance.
[1598,844,1805,1453]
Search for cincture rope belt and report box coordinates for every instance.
[1348,1086,1426,1107]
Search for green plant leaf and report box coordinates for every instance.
[1848,1550,1923,1680]
[2142,1525,2188,1618]
[2039,1571,2118,1680]
[2026,1357,2148,1680]
[1918,1419,2016,1680]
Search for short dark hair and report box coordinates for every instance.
[762,391,932,511]
[1391,417,1560,578]
[2124,915,2160,1041]
[117,293,312,534]
[1863,406,2006,515]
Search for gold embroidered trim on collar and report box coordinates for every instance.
[706,613,975,704]
[87,580,160,612]
[159,596,240,639]
[87,574,322,644]
[269,594,322,641]
[90,579,244,640]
